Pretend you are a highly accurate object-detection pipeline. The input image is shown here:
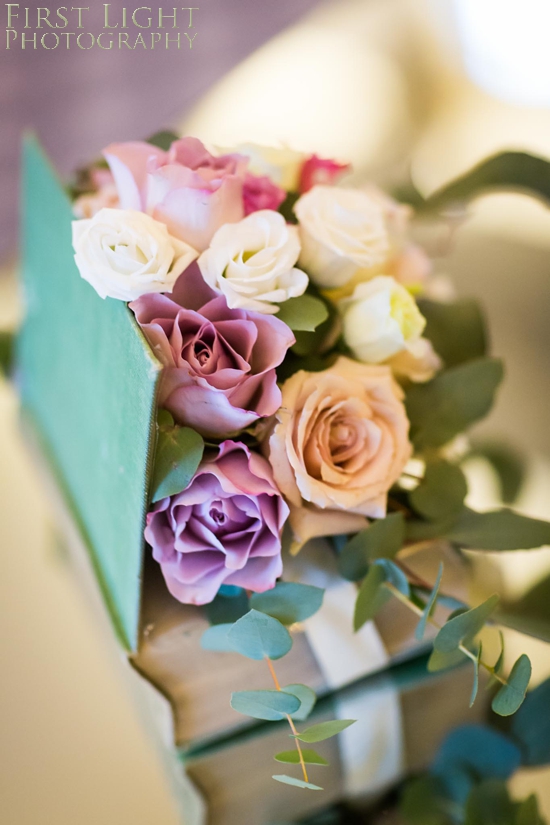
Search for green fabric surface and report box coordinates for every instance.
[17,137,162,650]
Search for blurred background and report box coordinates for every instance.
[2,0,550,822]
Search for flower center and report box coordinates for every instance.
[209,505,226,525]
[194,341,211,367]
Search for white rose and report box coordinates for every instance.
[72,208,198,302]
[233,143,306,190]
[197,210,309,314]
[339,276,426,364]
[294,185,391,289]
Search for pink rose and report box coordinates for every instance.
[145,441,288,605]
[265,357,412,548]
[299,154,350,193]
[242,172,286,215]
[130,264,294,438]
[103,137,248,251]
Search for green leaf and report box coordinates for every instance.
[353,559,409,631]
[151,425,204,502]
[497,573,550,643]
[275,295,329,332]
[433,724,521,783]
[410,460,468,521]
[416,563,443,641]
[400,776,453,825]
[418,298,487,368]
[200,623,236,653]
[230,689,300,721]
[0,331,14,378]
[464,779,515,825]
[227,609,293,661]
[470,643,482,707]
[515,794,546,825]
[272,775,323,790]
[494,631,505,676]
[338,513,405,581]
[466,441,526,504]
[206,590,249,626]
[146,130,179,150]
[291,298,339,357]
[428,646,469,673]
[421,151,550,213]
[293,719,356,743]
[274,749,328,766]
[250,582,324,625]
[492,654,532,717]
[405,358,504,450]
[449,508,550,551]
[282,684,317,721]
[434,594,499,653]
[511,677,550,766]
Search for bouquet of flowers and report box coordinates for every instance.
[67,133,550,800]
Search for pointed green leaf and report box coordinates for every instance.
[200,623,236,653]
[292,719,356,743]
[466,441,525,504]
[274,749,328,766]
[494,631,505,676]
[417,297,487,368]
[272,775,323,790]
[434,594,499,653]
[416,563,443,641]
[151,426,204,502]
[353,564,389,631]
[250,582,324,625]
[470,642,482,707]
[146,130,180,150]
[448,508,550,551]
[275,294,329,332]
[231,689,300,721]
[338,513,405,581]
[410,460,468,521]
[492,654,532,717]
[227,609,293,660]
[515,794,546,825]
[282,684,317,721]
[405,358,504,450]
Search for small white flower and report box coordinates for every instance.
[294,185,391,289]
[197,210,308,314]
[72,208,198,301]
[339,276,426,364]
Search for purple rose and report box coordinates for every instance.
[130,264,295,438]
[145,441,288,605]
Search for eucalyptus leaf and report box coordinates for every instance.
[274,749,328,766]
[405,358,504,450]
[511,677,550,766]
[282,684,317,721]
[146,130,179,150]
[227,609,293,661]
[416,563,443,641]
[231,689,300,721]
[151,425,204,502]
[492,654,532,717]
[497,573,550,643]
[470,643,482,707]
[515,794,546,825]
[417,298,487,368]
[205,591,250,626]
[428,646,469,673]
[272,775,323,790]
[250,582,324,625]
[434,594,499,653]
[275,295,329,332]
[433,724,521,784]
[466,441,526,504]
[464,779,515,825]
[400,776,453,825]
[200,623,236,653]
[293,719,356,743]
[353,564,389,631]
[449,508,550,551]
[338,513,405,581]
[410,460,468,521]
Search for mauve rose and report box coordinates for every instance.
[103,137,248,252]
[299,154,350,193]
[130,264,295,438]
[243,172,286,215]
[145,441,289,605]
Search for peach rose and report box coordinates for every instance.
[266,357,412,548]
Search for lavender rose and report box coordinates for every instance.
[130,264,295,438]
[145,441,289,605]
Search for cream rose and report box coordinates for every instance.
[266,357,412,547]
[339,276,426,364]
[294,185,391,290]
[234,143,306,191]
[197,210,308,314]
[387,337,442,383]
[72,208,198,301]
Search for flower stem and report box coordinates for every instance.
[384,582,507,686]
[266,657,309,783]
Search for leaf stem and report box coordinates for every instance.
[384,582,507,686]
[266,657,309,783]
